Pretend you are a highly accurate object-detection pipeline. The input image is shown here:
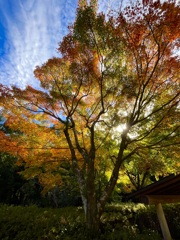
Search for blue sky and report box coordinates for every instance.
[0,0,123,89]
[0,0,79,88]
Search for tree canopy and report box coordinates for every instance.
[0,0,179,234]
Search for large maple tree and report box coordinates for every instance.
[0,0,179,234]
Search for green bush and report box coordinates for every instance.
[0,203,179,239]
[0,204,84,240]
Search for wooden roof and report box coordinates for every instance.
[128,174,180,239]
[128,174,180,204]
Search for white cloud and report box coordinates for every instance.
[0,0,77,88]
[0,0,127,89]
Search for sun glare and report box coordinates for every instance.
[116,124,127,133]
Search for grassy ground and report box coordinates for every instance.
[0,203,179,239]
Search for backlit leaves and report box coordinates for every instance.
[0,0,179,202]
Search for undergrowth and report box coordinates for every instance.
[0,203,179,240]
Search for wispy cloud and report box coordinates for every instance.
[0,0,127,89]
[0,0,78,88]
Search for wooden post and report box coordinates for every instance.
[155,203,172,240]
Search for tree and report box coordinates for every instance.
[123,147,179,191]
[0,117,79,207]
[0,0,179,235]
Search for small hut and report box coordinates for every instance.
[128,174,180,240]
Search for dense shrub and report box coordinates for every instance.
[0,203,179,239]
[0,205,84,240]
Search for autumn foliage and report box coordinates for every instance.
[0,0,179,234]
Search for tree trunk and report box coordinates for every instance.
[86,197,100,234]
[85,159,100,235]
